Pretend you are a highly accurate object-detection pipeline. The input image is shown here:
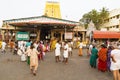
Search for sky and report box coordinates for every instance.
[0,0,120,26]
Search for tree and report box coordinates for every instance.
[99,7,109,25]
[80,7,109,30]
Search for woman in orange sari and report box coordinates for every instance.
[98,44,107,72]
[9,40,15,52]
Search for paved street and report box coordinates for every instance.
[0,49,113,80]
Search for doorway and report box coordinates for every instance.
[40,27,51,40]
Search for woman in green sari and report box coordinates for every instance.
[89,45,98,68]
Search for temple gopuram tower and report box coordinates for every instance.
[44,1,61,18]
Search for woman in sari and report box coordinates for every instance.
[78,41,83,56]
[9,40,15,52]
[27,43,39,76]
[107,46,114,71]
[98,44,107,72]
[89,45,98,68]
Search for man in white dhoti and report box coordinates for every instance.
[55,40,61,62]
[63,41,69,64]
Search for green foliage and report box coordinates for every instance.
[84,24,88,29]
[80,7,109,30]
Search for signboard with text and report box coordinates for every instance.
[16,32,29,40]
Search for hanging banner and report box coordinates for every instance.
[16,32,29,40]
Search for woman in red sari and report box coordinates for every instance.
[98,44,108,72]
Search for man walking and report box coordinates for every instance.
[55,40,61,62]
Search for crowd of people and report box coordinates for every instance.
[0,40,50,76]
[1,39,120,80]
[89,41,120,80]
[0,39,73,76]
[16,40,50,76]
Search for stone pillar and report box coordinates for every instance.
[72,31,74,41]
[60,32,63,41]
[82,32,85,41]
[1,30,5,40]
[37,30,40,41]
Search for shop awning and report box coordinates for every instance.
[93,31,120,39]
